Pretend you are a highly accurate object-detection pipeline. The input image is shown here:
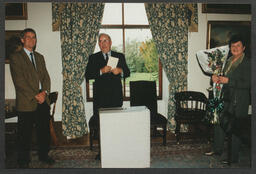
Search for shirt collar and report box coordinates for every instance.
[102,51,111,57]
[23,47,33,57]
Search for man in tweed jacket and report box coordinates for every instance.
[10,28,54,168]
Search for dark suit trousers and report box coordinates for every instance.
[17,102,51,164]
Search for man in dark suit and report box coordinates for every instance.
[85,33,130,160]
[10,28,54,168]
[85,33,130,108]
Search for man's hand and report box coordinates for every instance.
[35,91,46,104]
[111,67,122,75]
[101,66,112,74]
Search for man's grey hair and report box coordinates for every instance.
[98,33,111,42]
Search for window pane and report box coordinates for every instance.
[124,3,148,25]
[102,3,122,25]
[124,29,159,97]
[94,29,123,53]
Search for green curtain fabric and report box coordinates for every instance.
[188,4,198,32]
[52,3,104,138]
[145,3,195,130]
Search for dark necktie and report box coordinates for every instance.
[105,53,109,62]
[30,52,36,69]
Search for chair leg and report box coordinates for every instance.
[152,126,157,136]
[175,122,180,144]
[163,125,167,146]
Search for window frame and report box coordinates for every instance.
[86,3,162,102]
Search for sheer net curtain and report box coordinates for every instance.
[145,3,198,131]
[52,3,104,138]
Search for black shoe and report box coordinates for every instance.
[18,162,29,168]
[39,156,55,165]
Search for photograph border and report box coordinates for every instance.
[1,1,256,174]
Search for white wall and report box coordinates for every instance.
[5,3,251,124]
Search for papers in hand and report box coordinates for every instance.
[107,56,119,69]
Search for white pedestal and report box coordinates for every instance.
[99,106,150,168]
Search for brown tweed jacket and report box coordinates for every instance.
[10,49,51,112]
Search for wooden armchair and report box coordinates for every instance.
[174,91,208,143]
[49,92,58,146]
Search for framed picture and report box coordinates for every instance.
[5,30,23,64]
[202,4,251,14]
[5,3,27,20]
[207,21,251,56]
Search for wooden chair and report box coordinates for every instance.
[49,91,58,146]
[174,91,208,143]
[129,80,167,146]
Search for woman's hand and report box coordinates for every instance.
[218,76,229,84]
[211,75,229,84]
[212,75,219,83]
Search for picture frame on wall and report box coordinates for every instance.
[207,21,251,56]
[5,30,23,64]
[202,4,251,14]
[5,3,28,20]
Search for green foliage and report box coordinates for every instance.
[111,45,122,53]
[125,39,146,73]
[114,38,159,76]
[139,39,159,74]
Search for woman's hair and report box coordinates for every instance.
[228,34,246,48]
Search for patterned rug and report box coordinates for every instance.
[5,141,251,168]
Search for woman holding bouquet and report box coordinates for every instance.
[205,34,251,164]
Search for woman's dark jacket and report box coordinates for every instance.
[222,56,251,118]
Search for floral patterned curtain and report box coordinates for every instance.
[145,3,198,130]
[52,3,104,138]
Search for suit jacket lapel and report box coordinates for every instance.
[21,49,40,87]
[21,49,37,71]
[100,51,108,65]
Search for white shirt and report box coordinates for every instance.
[23,48,42,90]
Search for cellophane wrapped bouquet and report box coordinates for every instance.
[196,45,229,124]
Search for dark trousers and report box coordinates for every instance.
[17,102,51,165]
[213,124,241,162]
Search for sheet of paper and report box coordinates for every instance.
[107,56,119,69]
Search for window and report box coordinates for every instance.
[86,3,162,101]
